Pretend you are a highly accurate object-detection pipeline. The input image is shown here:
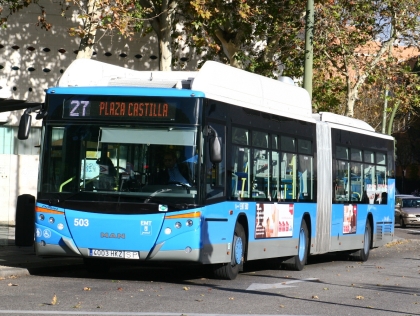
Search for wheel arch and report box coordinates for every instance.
[236,212,249,261]
[366,212,374,249]
[302,212,312,247]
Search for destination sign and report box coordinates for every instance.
[62,98,176,121]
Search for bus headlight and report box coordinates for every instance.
[175,222,182,229]
[186,219,193,227]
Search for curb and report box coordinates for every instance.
[0,266,29,278]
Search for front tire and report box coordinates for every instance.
[283,220,309,271]
[400,216,406,228]
[351,220,371,262]
[213,222,246,280]
[15,194,35,247]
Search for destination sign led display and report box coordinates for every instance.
[62,98,176,121]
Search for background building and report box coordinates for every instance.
[0,0,197,228]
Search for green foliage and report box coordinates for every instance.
[0,0,52,29]
[181,0,306,76]
[312,0,420,124]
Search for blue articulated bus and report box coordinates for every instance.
[16,59,395,279]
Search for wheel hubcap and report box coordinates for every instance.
[298,228,306,261]
[233,235,243,265]
[363,227,369,253]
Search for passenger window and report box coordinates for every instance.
[350,162,362,201]
[281,136,295,152]
[298,139,312,155]
[231,146,251,199]
[336,146,348,160]
[364,150,374,163]
[252,148,269,199]
[351,148,362,162]
[280,152,297,201]
[297,155,313,201]
[232,127,249,145]
[252,131,268,148]
[335,160,349,202]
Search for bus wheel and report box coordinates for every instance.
[283,220,309,271]
[352,220,371,262]
[213,222,246,280]
[15,194,35,247]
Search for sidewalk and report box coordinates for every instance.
[0,225,83,278]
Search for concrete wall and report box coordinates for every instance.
[0,154,39,224]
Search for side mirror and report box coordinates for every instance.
[18,113,32,140]
[209,136,222,163]
[207,125,222,164]
[17,104,43,140]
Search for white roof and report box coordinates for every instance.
[57,59,314,122]
[313,112,393,140]
[313,112,375,132]
[191,61,313,122]
[57,59,198,87]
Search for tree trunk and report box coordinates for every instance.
[76,0,100,59]
[145,0,176,71]
[345,88,357,117]
[159,2,174,71]
[214,28,243,69]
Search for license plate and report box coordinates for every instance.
[89,249,139,259]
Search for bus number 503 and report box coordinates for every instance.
[74,218,89,227]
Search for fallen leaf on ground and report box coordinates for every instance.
[312,295,319,299]
[51,294,57,305]
[356,295,364,300]
[83,287,91,291]
[7,283,18,286]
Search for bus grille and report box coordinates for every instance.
[376,223,392,240]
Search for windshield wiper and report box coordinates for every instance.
[144,188,172,203]
[143,199,197,210]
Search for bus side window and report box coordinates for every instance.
[297,155,314,201]
[253,148,268,200]
[231,146,250,199]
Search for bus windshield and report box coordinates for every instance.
[40,124,200,206]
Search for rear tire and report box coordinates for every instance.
[213,222,246,280]
[283,220,309,271]
[352,220,371,262]
[15,194,35,247]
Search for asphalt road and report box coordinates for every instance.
[394,225,420,240]
[0,228,419,316]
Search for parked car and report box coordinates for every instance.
[395,195,420,228]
